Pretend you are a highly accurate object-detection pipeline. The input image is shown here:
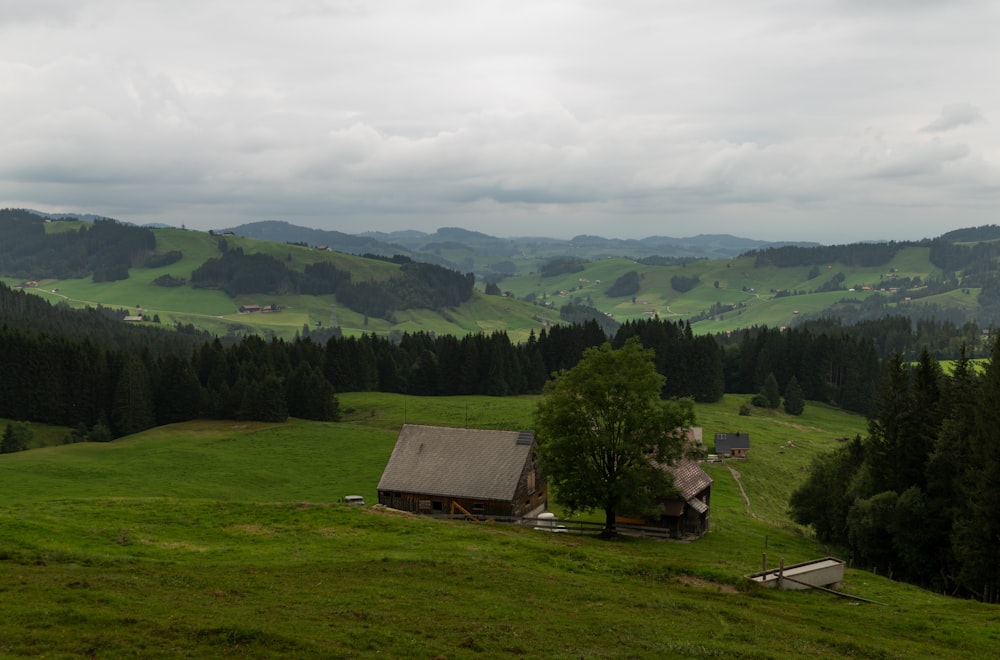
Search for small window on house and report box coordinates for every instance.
[418,500,431,510]
[471,503,485,513]
[432,501,443,511]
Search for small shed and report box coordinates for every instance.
[377,425,547,519]
[654,458,713,538]
[617,458,713,539]
[714,432,750,458]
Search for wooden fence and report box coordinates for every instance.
[404,510,677,539]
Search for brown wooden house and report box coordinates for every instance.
[653,458,713,538]
[377,425,547,519]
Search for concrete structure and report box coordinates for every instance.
[745,557,846,591]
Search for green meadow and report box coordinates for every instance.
[8,224,969,342]
[5,225,555,342]
[3,394,999,657]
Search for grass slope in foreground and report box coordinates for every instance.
[1,396,998,657]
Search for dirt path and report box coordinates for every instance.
[728,465,757,518]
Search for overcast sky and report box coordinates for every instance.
[2,1,998,243]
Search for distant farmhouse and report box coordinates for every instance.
[238,304,283,314]
[714,432,750,459]
[377,425,547,519]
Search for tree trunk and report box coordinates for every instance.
[602,508,618,538]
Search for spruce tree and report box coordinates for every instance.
[783,375,805,415]
[762,372,781,409]
[953,337,1000,601]
[1,423,23,453]
[111,355,157,437]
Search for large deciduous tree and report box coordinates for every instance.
[534,338,695,537]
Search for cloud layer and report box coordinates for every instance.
[1,0,998,241]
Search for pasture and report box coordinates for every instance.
[2,394,998,657]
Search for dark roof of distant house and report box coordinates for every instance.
[377,424,535,501]
[714,432,750,448]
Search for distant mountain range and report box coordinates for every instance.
[221,220,820,269]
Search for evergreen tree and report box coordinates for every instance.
[924,346,978,592]
[155,353,202,424]
[458,335,481,394]
[762,372,781,409]
[953,337,1000,601]
[1,422,28,453]
[238,374,288,422]
[790,436,864,543]
[783,375,805,415]
[89,421,113,443]
[286,362,339,421]
[407,349,437,395]
[111,355,157,437]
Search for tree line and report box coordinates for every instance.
[748,241,914,268]
[790,342,1000,602]
[0,278,727,437]
[0,210,156,281]
[2,273,986,446]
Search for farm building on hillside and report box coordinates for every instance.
[617,457,713,538]
[714,432,750,458]
[655,458,713,538]
[377,425,547,519]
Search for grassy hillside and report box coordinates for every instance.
[3,395,998,657]
[501,246,949,333]
[5,220,978,342]
[3,226,552,341]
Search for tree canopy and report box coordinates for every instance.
[533,338,695,536]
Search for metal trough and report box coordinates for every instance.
[745,557,845,591]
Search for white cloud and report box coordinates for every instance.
[1,0,999,242]
[921,103,985,133]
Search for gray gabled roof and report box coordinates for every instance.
[714,432,750,452]
[377,425,535,502]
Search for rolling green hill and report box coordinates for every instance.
[497,245,953,333]
[3,212,997,342]
[2,394,997,657]
[2,224,557,341]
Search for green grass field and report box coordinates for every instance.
[7,227,975,343]
[3,394,999,657]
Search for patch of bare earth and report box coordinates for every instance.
[676,575,738,593]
